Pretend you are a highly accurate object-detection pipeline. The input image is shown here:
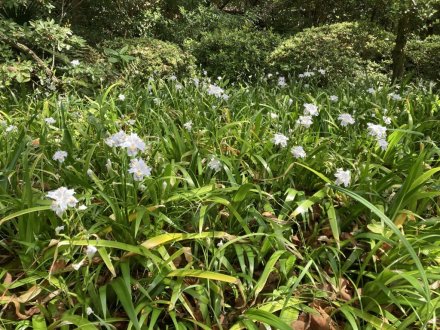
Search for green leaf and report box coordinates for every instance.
[0,206,51,226]
[110,278,140,330]
[243,309,292,330]
[141,232,235,249]
[167,269,239,284]
[252,250,285,300]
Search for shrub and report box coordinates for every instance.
[406,35,440,81]
[159,5,248,45]
[99,37,196,81]
[186,27,281,81]
[269,22,394,82]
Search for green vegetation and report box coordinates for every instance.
[1,0,440,329]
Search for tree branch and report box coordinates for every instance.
[0,31,61,85]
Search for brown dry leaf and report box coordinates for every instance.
[291,320,307,330]
[394,213,407,229]
[309,301,338,330]
[182,247,193,263]
[16,285,41,304]
[31,138,40,147]
[291,313,309,330]
[49,259,66,274]
[338,278,352,301]
[3,272,12,286]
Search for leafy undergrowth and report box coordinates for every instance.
[0,76,439,329]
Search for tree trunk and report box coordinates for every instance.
[391,13,410,83]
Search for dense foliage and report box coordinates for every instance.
[1,75,440,329]
[269,22,394,82]
[1,1,440,329]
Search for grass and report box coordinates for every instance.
[0,75,439,329]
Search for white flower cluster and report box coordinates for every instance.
[367,123,388,150]
[47,187,78,217]
[53,150,68,163]
[334,168,351,187]
[298,71,315,78]
[128,158,152,181]
[208,157,222,172]
[105,131,146,156]
[388,92,402,101]
[338,113,355,127]
[272,133,289,148]
[291,146,306,159]
[277,76,287,87]
[207,84,228,100]
[183,121,193,132]
[296,103,319,128]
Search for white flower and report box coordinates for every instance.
[367,123,387,140]
[78,205,87,211]
[47,187,78,217]
[127,119,136,126]
[118,94,126,101]
[377,138,388,150]
[298,73,304,78]
[193,78,200,86]
[317,69,326,75]
[217,240,224,247]
[338,113,355,127]
[71,59,80,66]
[45,117,56,124]
[267,73,273,78]
[329,95,339,102]
[277,76,287,87]
[86,307,94,316]
[383,116,391,125]
[5,125,17,133]
[334,168,351,187]
[85,245,97,258]
[388,92,402,101]
[296,115,313,128]
[55,225,64,235]
[303,71,315,77]
[367,87,375,94]
[303,103,319,116]
[128,158,151,181]
[53,150,68,163]
[105,130,127,147]
[105,159,112,171]
[221,94,229,101]
[272,133,289,148]
[208,157,222,172]
[207,84,225,98]
[169,74,177,81]
[121,133,146,156]
[288,98,293,106]
[183,121,193,132]
[86,169,93,177]
[269,112,278,119]
[175,83,183,90]
[291,146,306,159]
[72,259,84,271]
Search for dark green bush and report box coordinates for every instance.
[159,5,248,45]
[186,27,281,81]
[406,35,440,81]
[269,22,394,81]
[99,37,196,81]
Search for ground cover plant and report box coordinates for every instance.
[1,72,439,329]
